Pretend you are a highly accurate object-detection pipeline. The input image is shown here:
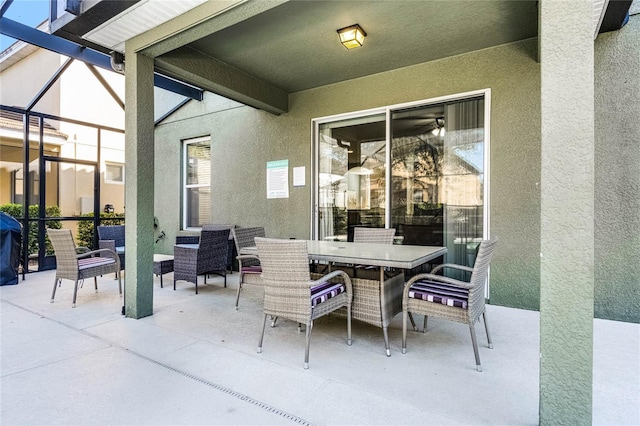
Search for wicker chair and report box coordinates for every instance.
[255,237,353,369]
[202,224,236,272]
[353,227,396,244]
[173,228,230,294]
[352,227,396,278]
[47,229,122,307]
[97,225,125,271]
[402,237,498,371]
[231,227,265,310]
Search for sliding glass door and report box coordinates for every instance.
[316,112,386,241]
[390,97,485,271]
[313,90,489,271]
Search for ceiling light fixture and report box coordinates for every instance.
[337,24,367,49]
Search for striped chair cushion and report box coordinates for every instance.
[242,266,262,274]
[408,279,469,309]
[311,281,346,307]
[78,257,116,270]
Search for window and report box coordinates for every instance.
[183,136,211,229]
[105,162,124,183]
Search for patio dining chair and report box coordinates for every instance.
[352,227,396,279]
[231,227,265,310]
[402,237,498,371]
[97,225,125,272]
[47,228,122,307]
[202,223,236,272]
[353,227,396,244]
[255,237,353,369]
[173,228,230,294]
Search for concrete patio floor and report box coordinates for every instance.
[1,269,638,425]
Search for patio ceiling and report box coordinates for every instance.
[48,0,632,113]
[65,0,539,94]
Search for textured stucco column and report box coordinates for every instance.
[124,48,155,318]
[539,1,594,423]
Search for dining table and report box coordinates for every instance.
[242,239,447,356]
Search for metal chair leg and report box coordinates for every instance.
[423,315,428,333]
[483,311,493,349]
[469,324,482,372]
[72,279,80,308]
[346,303,352,346]
[94,277,98,292]
[304,320,313,369]
[234,280,242,310]
[50,277,60,302]
[383,327,391,357]
[408,311,417,331]
[402,309,408,354]
[257,314,268,353]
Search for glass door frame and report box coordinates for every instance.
[311,88,492,243]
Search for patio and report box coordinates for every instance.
[1,270,638,425]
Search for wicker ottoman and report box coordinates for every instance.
[153,254,174,288]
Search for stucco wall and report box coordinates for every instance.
[154,24,640,322]
[594,14,640,323]
[154,38,543,311]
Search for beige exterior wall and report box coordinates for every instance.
[594,13,640,322]
[0,48,61,115]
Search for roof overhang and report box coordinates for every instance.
[41,0,636,115]
[53,0,634,55]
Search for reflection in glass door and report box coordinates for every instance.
[391,98,485,272]
[316,113,386,241]
[313,91,488,274]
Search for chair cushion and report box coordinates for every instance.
[311,281,346,307]
[408,279,469,309]
[78,257,116,270]
[242,266,262,274]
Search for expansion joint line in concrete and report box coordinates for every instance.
[2,300,314,426]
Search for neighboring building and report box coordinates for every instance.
[0,24,126,217]
[0,109,67,206]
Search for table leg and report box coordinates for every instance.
[380,267,392,357]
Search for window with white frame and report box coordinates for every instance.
[105,162,124,183]
[183,136,211,229]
